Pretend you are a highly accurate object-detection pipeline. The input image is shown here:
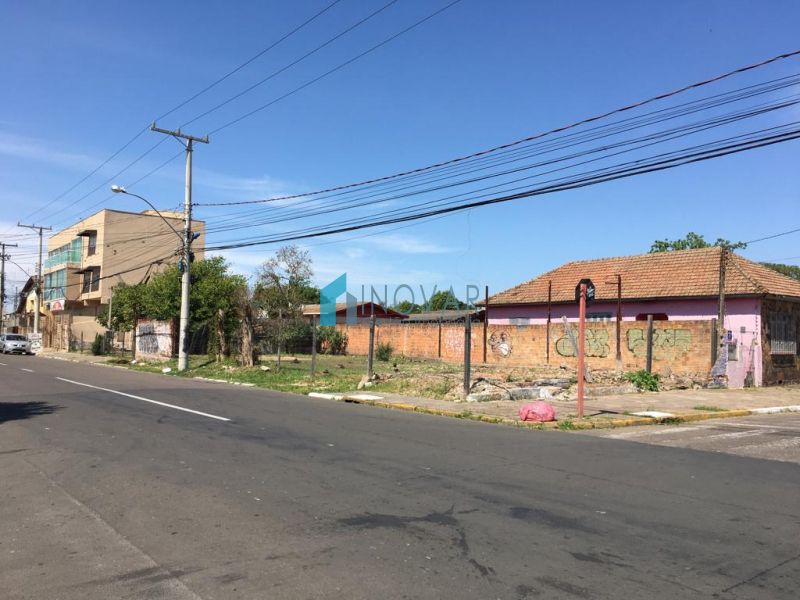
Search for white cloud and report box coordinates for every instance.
[0,131,97,171]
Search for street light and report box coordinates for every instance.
[110,185,183,242]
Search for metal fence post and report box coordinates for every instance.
[646,314,654,373]
[463,317,472,397]
[311,315,317,379]
[367,315,376,379]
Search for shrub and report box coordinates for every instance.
[375,342,393,362]
[318,327,348,355]
[91,333,105,356]
[624,369,660,392]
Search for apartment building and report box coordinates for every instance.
[42,208,205,348]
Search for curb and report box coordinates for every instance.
[327,394,800,431]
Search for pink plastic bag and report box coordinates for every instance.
[518,401,556,422]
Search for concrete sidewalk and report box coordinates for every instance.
[315,385,800,429]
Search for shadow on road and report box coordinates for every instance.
[0,401,61,425]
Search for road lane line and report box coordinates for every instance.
[55,377,231,422]
[0,362,7,366]
[20,368,35,373]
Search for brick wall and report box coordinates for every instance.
[335,319,714,373]
[761,298,800,385]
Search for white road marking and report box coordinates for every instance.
[606,425,709,439]
[706,429,765,440]
[55,377,231,422]
[0,362,7,366]
[20,368,34,373]
[714,422,800,432]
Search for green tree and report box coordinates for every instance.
[760,262,800,281]
[393,300,422,314]
[96,283,145,332]
[253,245,317,318]
[426,289,467,311]
[138,256,246,327]
[649,232,747,253]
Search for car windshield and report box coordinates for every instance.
[6,335,27,341]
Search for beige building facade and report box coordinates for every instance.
[42,208,205,349]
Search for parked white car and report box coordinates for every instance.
[0,334,33,355]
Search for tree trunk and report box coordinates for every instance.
[216,308,227,362]
[240,302,256,367]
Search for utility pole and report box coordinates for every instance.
[150,122,209,371]
[17,223,51,335]
[717,246,728,352]
[0,242,19,331]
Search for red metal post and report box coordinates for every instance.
[577,283,587,418]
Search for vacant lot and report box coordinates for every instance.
[112,352,570,401]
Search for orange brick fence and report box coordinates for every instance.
[336,320,714,373]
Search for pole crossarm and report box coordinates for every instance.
[150,122,209,145]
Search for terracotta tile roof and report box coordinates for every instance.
[487,247,800,306]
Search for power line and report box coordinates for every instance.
[745,226,800,245]
[208,0,466,135]
[180,0,401,129]
[201,126,800,251]
[155,0,344,123]
[198,47,800,207]
[19,2,345,225]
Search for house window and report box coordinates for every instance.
[768,312,797,355]
[87,233,97,256]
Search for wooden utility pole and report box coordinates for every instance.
[616,274,622,367]
[482,285,488,363]
[717,247,727,353]
[0,242,19,330]
[577,283,587,418]
[16,223,51,335]
[546,280,552,364]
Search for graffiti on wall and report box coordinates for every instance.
[443,328,464,355]
[488,331,512,357]
[555,329,609,357]
[627,328,692,360]
[136,320,174,359]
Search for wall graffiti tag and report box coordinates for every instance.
[555,329,609,357]
[488,331,512,357]
[626,328,692,360]
[136,319,174,359]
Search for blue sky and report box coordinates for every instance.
[1,0,799,306]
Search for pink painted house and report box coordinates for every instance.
[486,248,800,387]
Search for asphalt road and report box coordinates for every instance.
[1,354,799,599]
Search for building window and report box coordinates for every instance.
[586,312,612,323]
[87,233,97,256]
[44,269,66,301]
[768,312,797,355]
[82,267,101,294]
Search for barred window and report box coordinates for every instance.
[768,312,797,355]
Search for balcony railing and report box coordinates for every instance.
[44,248,82,270]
